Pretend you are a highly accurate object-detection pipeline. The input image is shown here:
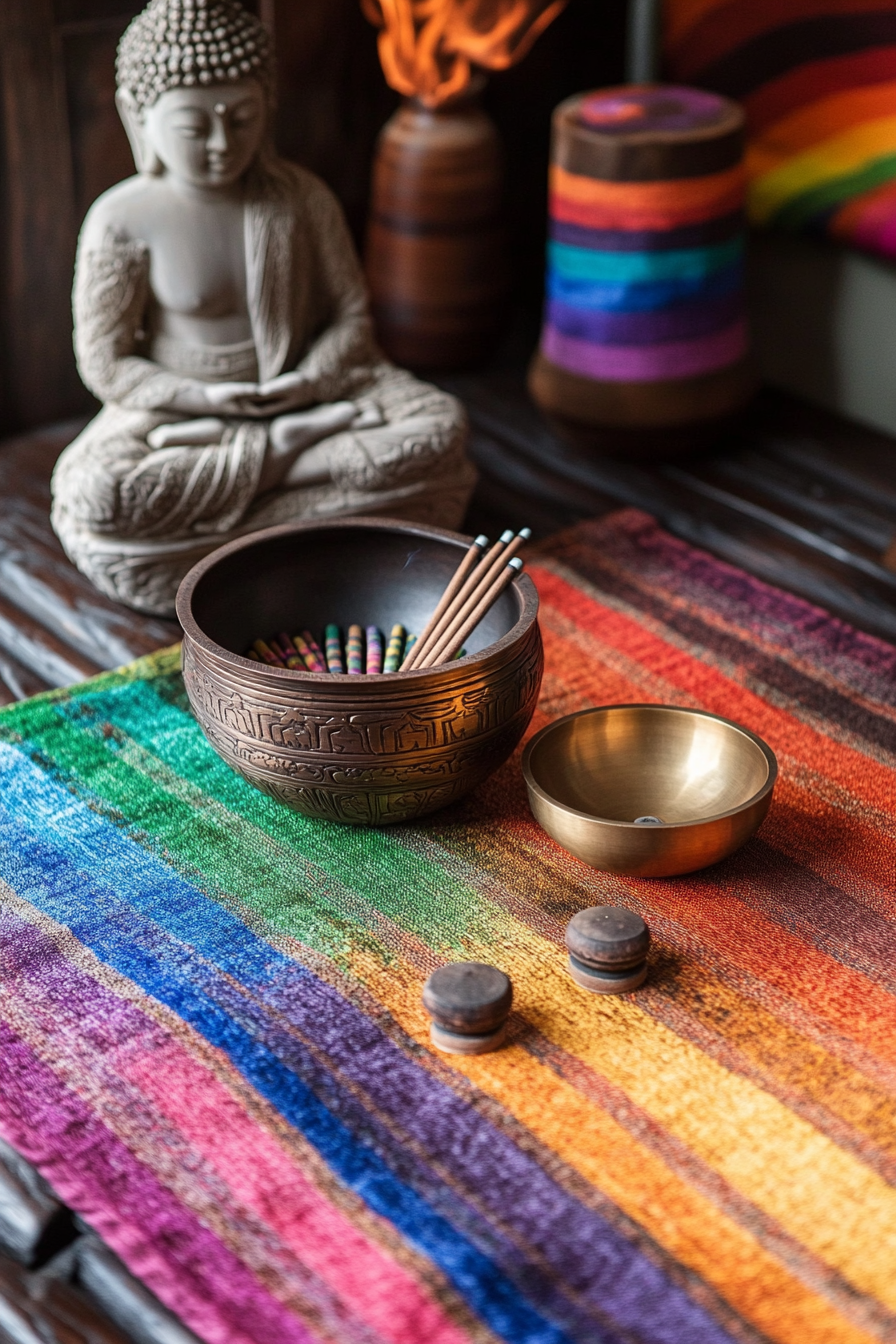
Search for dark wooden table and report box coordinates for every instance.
[3,380,896,705]
[1,374,895,1341]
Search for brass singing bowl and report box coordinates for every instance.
[177,517,542,826]
[522,705,777,877]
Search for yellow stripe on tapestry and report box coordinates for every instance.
[748,115,896,221]
[351,922,896,1313]
[354,949,881,1344]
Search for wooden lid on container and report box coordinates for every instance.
[565,906,650,971]
[422,962,512,1036]
[553,84,744,182]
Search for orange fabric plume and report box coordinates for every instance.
[361,0,568,106]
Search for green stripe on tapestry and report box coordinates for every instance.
[1,668,504,961]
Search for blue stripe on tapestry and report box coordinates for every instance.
[0,739,735,1344]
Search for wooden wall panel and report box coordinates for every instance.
[262,0,399,241]
[1,0,89,432]
[62,18,138,224]
[0,0,625,436]
[0,0,143,434]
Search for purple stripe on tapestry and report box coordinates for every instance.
[0,899,738,1344]
[542,319,748,382]
[549,211,744,253]
[546,290,744,345]
[0,1019,315,1344]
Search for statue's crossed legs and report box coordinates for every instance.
[51,365,474,616]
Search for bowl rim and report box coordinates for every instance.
[522,703,778,829]
[175,515,540,680]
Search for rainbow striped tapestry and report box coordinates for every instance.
[2,509,896,1344]
[664,0,896,258]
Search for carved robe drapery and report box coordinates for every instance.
[51,158,474,615]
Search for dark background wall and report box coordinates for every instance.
[0,0,626,437]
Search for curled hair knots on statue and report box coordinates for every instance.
[116,0,273,109]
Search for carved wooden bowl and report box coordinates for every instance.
[176,517,543,825]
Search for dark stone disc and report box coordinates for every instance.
[422,962,512,1035]
[565,905,650,970]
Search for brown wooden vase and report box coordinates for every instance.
[365,97,509,370]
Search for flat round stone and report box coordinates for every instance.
[567,953,648,995]
[565,905,650,971]
[422,962,512,1036]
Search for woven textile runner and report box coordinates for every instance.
[1,508,895,1344]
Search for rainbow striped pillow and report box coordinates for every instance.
[664,0,896,258]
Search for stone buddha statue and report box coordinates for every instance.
[51,0,475,616]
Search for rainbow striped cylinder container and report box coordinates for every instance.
[530,85,755,454]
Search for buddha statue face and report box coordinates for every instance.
[115,0,274,179]
[142,80,266,188]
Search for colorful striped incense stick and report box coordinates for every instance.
[365,627,384,676]
[291,633,325,674]
[300,630,327,671]
[276,635,307,671]
[383,625,406,674]
[346,625,364,675]
[252,639,284,667]
[324,625,344,675]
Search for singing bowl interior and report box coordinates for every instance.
[186,522,520,663]
[523,705,776,875]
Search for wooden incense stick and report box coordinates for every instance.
[401,533,489,670]
[406,528,526,670]
[404,530,510,670]
[413,528,530,669]
[419,557,525,669]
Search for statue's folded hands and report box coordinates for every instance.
[50,0,475,616]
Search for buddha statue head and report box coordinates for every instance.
[115,0,274,184]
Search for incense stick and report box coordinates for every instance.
[324,625,344,674]
[404,530,509,669]
[383,624,406,673]
[418,557,525,668]
[346,624,364,674]
[400,533,489,670]
[411,528,530,670]
[365,626,384,675]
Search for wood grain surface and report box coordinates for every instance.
[447,348,896,643]
[0,421,178,704]
[0,1140,200,1344]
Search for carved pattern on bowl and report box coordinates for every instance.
[181,624,543,824]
